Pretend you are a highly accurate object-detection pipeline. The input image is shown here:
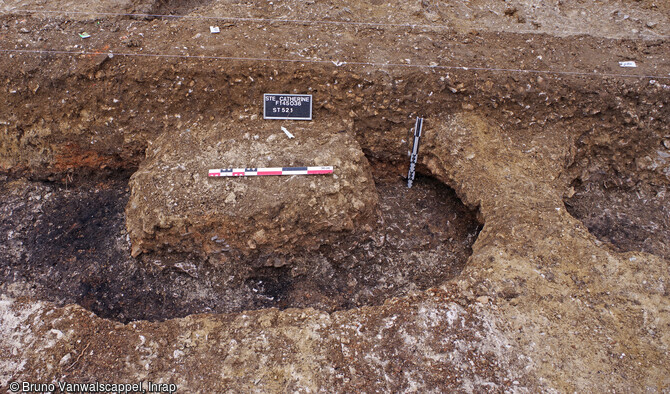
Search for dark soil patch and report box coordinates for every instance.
[565,177,669,260]
[0,168,479,323]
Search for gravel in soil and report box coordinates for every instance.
[0,167,479,323]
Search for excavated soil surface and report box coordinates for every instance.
[563,127,670,259]
[1,0,670,391]
[566,176,669,260]
[0,166,479,323]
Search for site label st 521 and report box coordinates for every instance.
[263,94,313,120]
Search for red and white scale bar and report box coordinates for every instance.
[208,166,333,177]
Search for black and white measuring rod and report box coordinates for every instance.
[407,117,424,188]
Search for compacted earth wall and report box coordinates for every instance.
[1,0,669,392]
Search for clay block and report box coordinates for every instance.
[125,118,378,259]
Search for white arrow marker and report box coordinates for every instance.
[281,126,295,139]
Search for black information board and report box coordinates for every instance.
[263,93,313,120]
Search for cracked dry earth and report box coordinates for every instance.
[1,0,670,392]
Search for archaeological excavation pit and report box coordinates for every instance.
[565,175,670,260]
[2,2,670,389]
[563,126,670,261]
[0,146,480,323]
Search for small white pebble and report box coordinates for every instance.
[59,353,72,366]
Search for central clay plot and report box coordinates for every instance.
[126,118,379,262]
